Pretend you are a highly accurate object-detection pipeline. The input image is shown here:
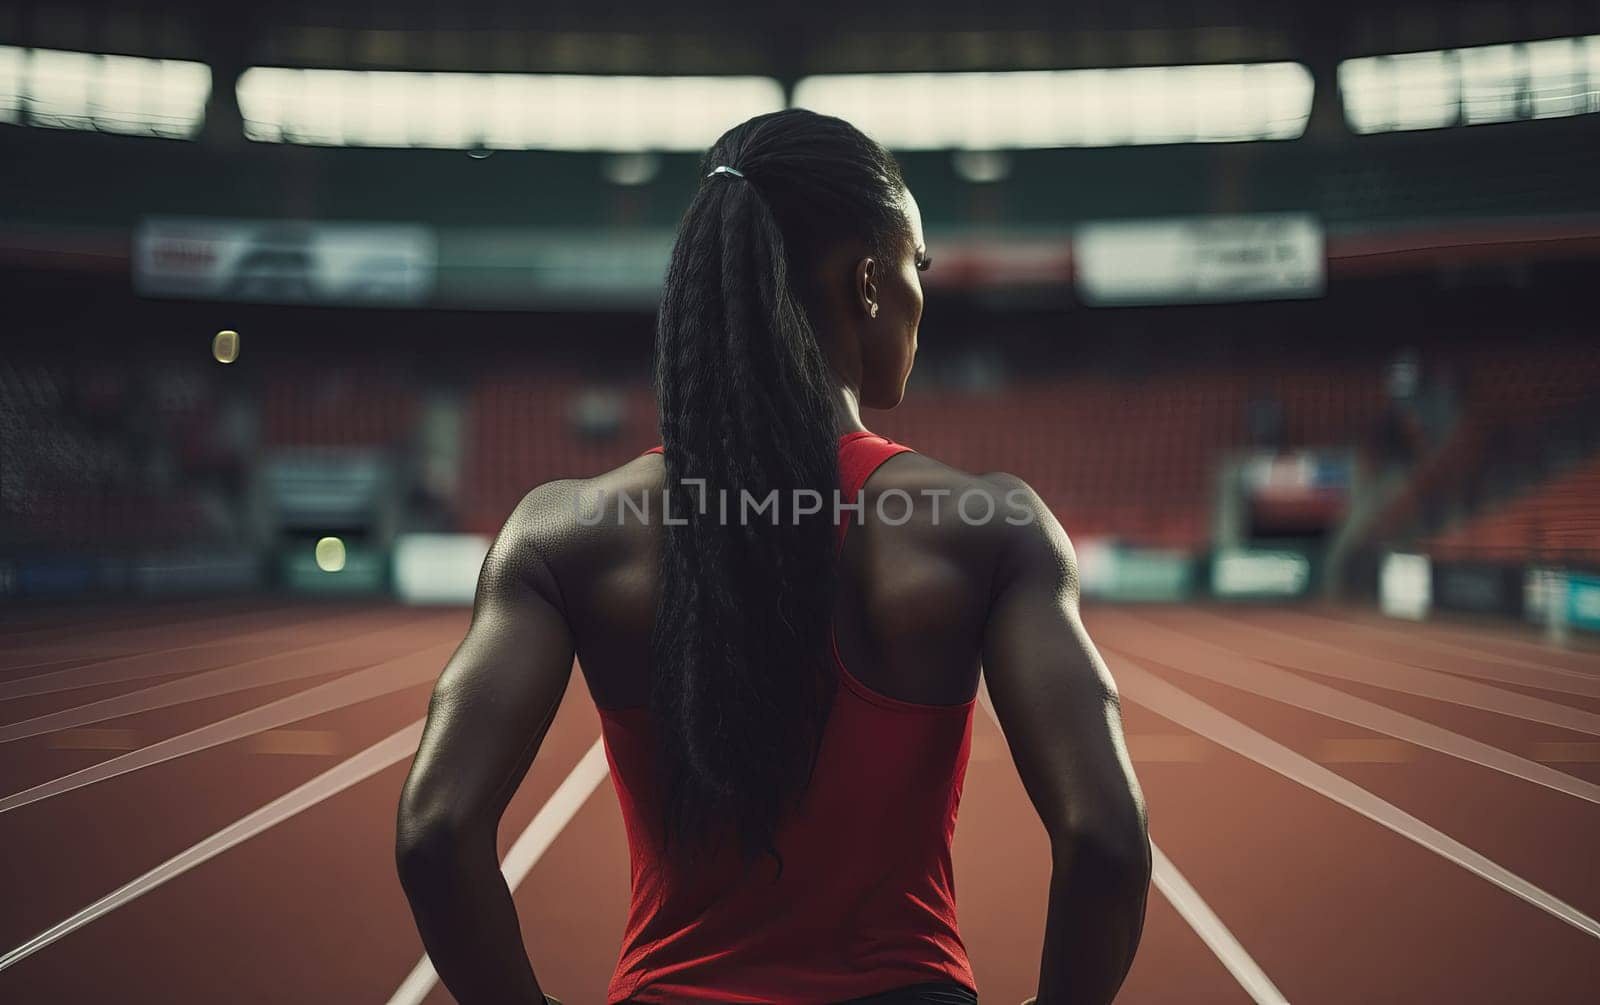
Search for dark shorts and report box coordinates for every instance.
[837,982,979,1005]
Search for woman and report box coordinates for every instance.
[396,109,1150,1005]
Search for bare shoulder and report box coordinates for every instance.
[487,452,665,606]
[863,451,1031,513]
[859,450,1068,575]
[973,470,1080,597]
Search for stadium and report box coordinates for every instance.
[1,1,1598,1001]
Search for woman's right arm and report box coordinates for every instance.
[981,475,1152,1005]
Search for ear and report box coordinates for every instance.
[854,256,879,319]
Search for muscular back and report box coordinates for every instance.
[528,448,1018,710]
[397,440,1149,1005]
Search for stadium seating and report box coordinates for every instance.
[460,373,659,534]
[1426,453,1600,564]
[0,360,234,551]
[261,369,420,448]
[875,369,1384,549]
[1374,345,1600,556]
[459,367,1388,551]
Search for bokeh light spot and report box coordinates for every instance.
[212,329,241,363]
[315,536,347,573]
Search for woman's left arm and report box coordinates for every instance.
[395,483,578,1005]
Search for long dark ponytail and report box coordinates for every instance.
[651,109,909,865]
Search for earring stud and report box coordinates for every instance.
[869,303,879,318]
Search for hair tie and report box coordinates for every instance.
[706,165,746,179]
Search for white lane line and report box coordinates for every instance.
[1151,609,1600,736]
[1149,843,1291,1005]
[0,642,456,814]
[1290,609,1600,675]
[0,629,452,744]
[0,609,402,702]
[1111,657,1600,940]
[0,605,342,674]
[1093,617,1600,804]
[1217,610,1600,699]
[0,601,227,649]
[976,687,1289,1004]
[0,718,426,974]
[386,737,610,1005]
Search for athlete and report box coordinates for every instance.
[397,108,1150,1004]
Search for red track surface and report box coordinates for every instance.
[1,600,1597,1003]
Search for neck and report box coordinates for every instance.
[829,379,868,436]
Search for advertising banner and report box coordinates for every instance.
[1567,574,1600,633]
[1524,567,1564,624]
[135,217,436,306]
[393,533,491,606]
[1077,539,1196,602]
[1211,546,1314,599]
[1075,213,1324,306]
[1431,562,1524,619]
[1379,552,1431,620]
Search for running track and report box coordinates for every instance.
[1,599,1597,1003]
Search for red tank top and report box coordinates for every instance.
[598,431,976,1003]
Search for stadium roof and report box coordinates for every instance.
[3,1,1597,77]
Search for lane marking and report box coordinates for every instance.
[1110,657,1600,940]
[1532,741,1600,763]
[1126,733,1212,763]
[386,737,610,1005]
[1095,615,1600,804]
[250,730,342,756]
[0,609,427,702]
[976,687,1290,1004]
[0,719,426,973]
[1214,610,1600,699]
[0,642,455,814]
[0,598,305,648]
[0,600,234,647]
[1149,843,1292,1005]
[0,605,348,676]
[1144,609,1600,737]
[1287,609,1600,676]
[47,728,141,752]
[1315,738,1415,764]
[0,635,457,745]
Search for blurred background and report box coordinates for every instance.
[2,0,1598,625]
[3,1,1598,624]
[3,3,1600,1002]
